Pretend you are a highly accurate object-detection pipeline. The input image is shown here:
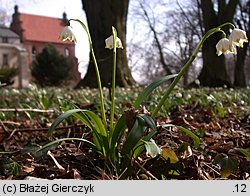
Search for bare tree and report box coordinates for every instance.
[138,1,173,76]
[129,0,244,87]
[0,0,39,25]
[168,1,202,85]
[128,0,201,85]
[127,0,170,83]
[0,0,12,25]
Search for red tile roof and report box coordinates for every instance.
[19,13,73,45]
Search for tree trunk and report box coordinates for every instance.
[197,0,239,87]
[234,29,248,87]
[234,47,247,87]
[198,35,231,87]
[76,0,135,88]
[234,2,250,87]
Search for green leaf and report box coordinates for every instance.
[213,153,238,178]
[234,148,250,161]
[36,138,99,154]
[134,74,178,108]
[163,124,200,149]
[216,102,225,118]
[137,114,157,132]
[110,115,126,149]
[108,115,127,164]
[132,115,158,158]
[47,109,108,155]
[0,157,21,177]
[83,110,109,155]
[84,110,107,137]
[49,109,107,137]
[122,114,157,156]
[48,109,86,136]
[21,144,57,157]
[121,117,147,155]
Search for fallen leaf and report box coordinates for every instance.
[182,146,192,159]
[213,153,238,178]
[22,165,34,173]
[161,148,179,163]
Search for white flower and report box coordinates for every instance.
[105,35,123,49]
[175,92,182,98]
[186,94,191,99]
[144,139,162,158]
[59,26,77,43]
[216,38,236,56]
[229,28,248,48]
[194,79,200,86]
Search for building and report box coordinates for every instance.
[0,25,28,88]
[9,5,81,87]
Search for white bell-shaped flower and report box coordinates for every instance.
[59,26,77,43]
[216,38,236,56]
[105,35,123,49]
[229,28,248,48]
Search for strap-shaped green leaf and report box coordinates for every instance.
[110,115,126,149]
[36,138,98,154]
[47,109,108,155]
[137,114,157,132]
[48,109,88,136]
[132,129,158,158]
[83,110,107,137]
[163,124,200,149]
[134,74,178,108]
[121,117,147,155]
[48,109,107,136]
[82,110,109,155]
[121,114,157,155]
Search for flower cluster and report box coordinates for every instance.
[216,28,248,56]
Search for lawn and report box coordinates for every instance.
[0,86,249,179]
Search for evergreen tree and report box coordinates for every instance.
[31,44,71,87]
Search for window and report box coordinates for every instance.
[32,46,37,61]
[2,54,8,66]
[2,37,8,43]
[64,48,69,57]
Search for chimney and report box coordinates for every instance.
[10,5,23,42]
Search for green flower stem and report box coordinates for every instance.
[110,27,117,134]
[70,19,107,129]
[151,22,234,118]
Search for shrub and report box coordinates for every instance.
[0,67,18,85]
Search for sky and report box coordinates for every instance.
[2,0,90,77]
